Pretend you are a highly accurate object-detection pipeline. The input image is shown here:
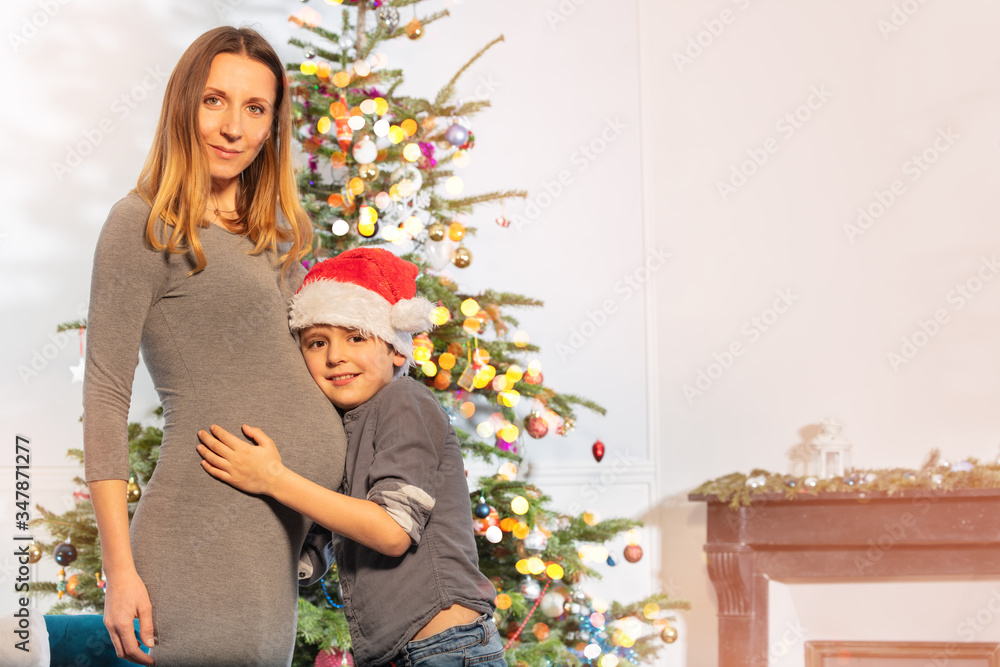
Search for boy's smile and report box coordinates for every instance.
[300,324,406,410]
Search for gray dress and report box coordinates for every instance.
[83,193,346,666]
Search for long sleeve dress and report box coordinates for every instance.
[83,193,347,667]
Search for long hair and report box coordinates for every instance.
[135,26,310,275]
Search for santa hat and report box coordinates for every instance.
[289,248,433,373]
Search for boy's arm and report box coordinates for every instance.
[197,424,411,557]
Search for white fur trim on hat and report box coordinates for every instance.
[289,279,433,374]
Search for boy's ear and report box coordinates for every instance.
[392,351,407,368]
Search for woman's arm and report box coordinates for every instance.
[197,425,411,557]
[89,480,155,665]
[84,196,168,665]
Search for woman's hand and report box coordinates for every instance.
[197,424,285,496]
[103,569,155,665]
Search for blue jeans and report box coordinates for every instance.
[388,614,507,667]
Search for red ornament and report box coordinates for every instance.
[473,507,500,535]
[495,216,510,228]
[524,370,543,386]
[592,440,605,462]
[623,544,643,563]
[524,413,549,439]
[315,648,354,667]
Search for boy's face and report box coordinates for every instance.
[300,324,406,410]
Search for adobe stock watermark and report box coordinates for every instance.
[843,126,959,244]
[716,85,833,202]
[877,0,930,40]
[454,74,502,109]
[510,117,627,233]
[52,65,169,182]
[213,0,243,19]
[683,288,799,404]
[751,619,808,667]
[554,246,671,360]
[672,0,755,73]
[565,449,640,515]
[886,254,998,372]
[544,0,591,31]
[8,0,72,53]
[17,302,89,385]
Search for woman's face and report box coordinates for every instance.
[198,52,277,191]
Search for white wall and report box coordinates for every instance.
[643,0,1000,664]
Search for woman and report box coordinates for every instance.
[84,27,346,666]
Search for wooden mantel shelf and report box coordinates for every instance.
[689,488,1000,666]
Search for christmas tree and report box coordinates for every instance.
[32,3,689,665]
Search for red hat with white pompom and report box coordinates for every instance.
[289,248,433,373]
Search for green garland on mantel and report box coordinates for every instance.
[691,450,1000,509]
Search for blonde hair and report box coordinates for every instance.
[135,26,310,275]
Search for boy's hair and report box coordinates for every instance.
[289,248,433,376]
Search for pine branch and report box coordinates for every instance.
[434,35,505,108]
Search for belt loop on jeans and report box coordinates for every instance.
[478,614,489,644]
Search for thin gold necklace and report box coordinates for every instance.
[209,193,237,218]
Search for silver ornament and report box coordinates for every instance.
[376,6,399,31]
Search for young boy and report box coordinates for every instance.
[196,248,503,667]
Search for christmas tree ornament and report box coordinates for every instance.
[452,245,472,268]
[540,590,567,618]
[54,541,78,566]
[96,570,106,590]
[592,439,605,462]
[358,163,379,181]
[405,17,423,39]
[472,506,499,535]
[448,221,466,242]
[524,369,543,385]
[376,5,399,32]
[519,577,542,601]
[495,216,510,228]
[623,544,643,563]
[444,123,470,147]
[57,569,66,599]
[352,136,378,164]
[427,222,446,242]
[531,622,550,640]
[606,554,617,567]
[335,118,353,151]
[474,496,491,519]
[485,525,503,543]
[27,541,41,564]
[66,573,80,598]
[661,624,679,644]
[126,476,142,503]
[304,46,317,59]
[523,527,548,553]
[315,647,355,667]
[524,413,549,439]
[70,358,85,383]
[459,132,476,151]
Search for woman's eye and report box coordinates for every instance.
[248,104,265,115]
[204,96,220,106]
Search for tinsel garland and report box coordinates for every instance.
[691,449,1000,509]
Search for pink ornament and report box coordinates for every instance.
[524,413,548,439]
[315,648,354,667]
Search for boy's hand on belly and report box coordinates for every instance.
[197,424,285,496]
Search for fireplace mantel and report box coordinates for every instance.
[689,488,1000,666]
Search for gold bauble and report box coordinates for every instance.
[427,222,446,242]
[447,222,466,242]
[27,542,41,564]
[358,163,380,181]
[126,477,142,503]
[661,625,679,644]
[452,245,472,269]
[405,18,423,40]
[66,574,81,598]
